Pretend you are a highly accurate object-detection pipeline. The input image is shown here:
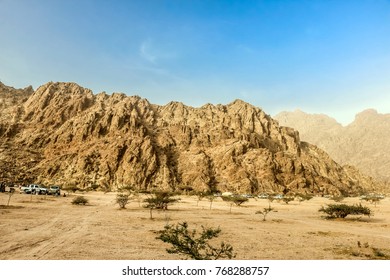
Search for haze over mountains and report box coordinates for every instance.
[275,109,390,183]
[0,81,386,195]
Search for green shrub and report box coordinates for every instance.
[319,203,371,219]
[143,191,180,219]
[255,205,275,221]
[71,196,88,205]
[360,194,385,206]
[156,221,235,260]
[116,193,131,209]
[144,191,179,210]
[221,195,249,213]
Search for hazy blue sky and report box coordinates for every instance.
[1,0,389,124]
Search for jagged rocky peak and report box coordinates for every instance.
[155,98,294,152]
[0,81,34,94]
[0,82,34,107]
[0,82,34,129]
[22,82,95,126]
[24,82,94,108]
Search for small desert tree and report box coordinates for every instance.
[156,221,235,260]
[221,195,249,213]
[206,195,216,210]
[116,192,131,209]
[7,188,15,206]
[361,194,385,207]
[319,203,371,219]
[116,185,136,209]
[195,192,207,206]
[143,191,180,219]
[296,193,314,204]
[255,205,275,221]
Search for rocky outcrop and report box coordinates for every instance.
[0,82,33,136]
[0,82,385,195]
[275,109,390,184]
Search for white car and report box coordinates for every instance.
[22,184,48,195]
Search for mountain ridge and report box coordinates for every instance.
[275,109,390,183]
[0,81,386,195]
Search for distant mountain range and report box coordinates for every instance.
[275,109,390,183]
[0,81,386,195]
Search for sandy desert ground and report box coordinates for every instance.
[1,191,389,260]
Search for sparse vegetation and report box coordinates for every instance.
[206,195,216,210]
[2,191,390,260]
[116,192,131,209]
[360,194,385,206]
[195,192,207,206]
[156,221,235,260]
[7,188,15,206]
[319,203,371,219]
[335,241,390,260]
[71,196,88,205]
[143,191,180,219]
[221,195,249,213]
[255,205,275,221]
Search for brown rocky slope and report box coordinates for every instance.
[275,109,390,184]
[0,82,385,195]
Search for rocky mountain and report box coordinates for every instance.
[0,82,34,134]
[275,109,390,183]
[0,82,385,195]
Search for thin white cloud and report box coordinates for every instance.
[139,39,156,63]
[139,38,180,64]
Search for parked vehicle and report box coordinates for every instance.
[258,193,269,199]
[21,184,48,195]
[48,186,61,196]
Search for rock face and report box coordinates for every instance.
[0,82,385,195]
[275,109,390,184]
